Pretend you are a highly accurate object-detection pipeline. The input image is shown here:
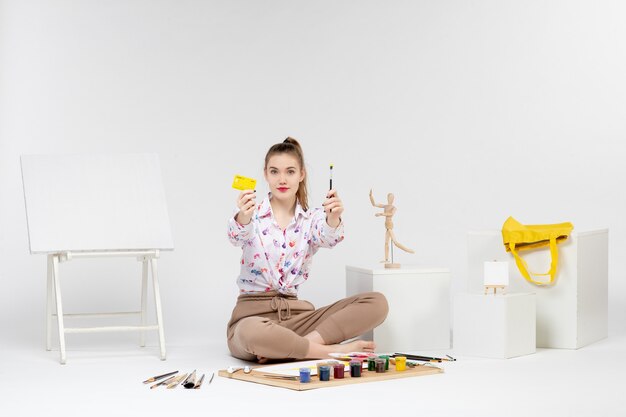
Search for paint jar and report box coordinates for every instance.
[326,360,340,376]
[333,363,345,379]
[379,355,390,370]
[300,367,311,383]
[375,358,386,373]
[319,365,331,381]
[316,362,330,377]
[349,360,362,377]
[395,356,407,371]
[367,357,376,371]
[315,362,323,376]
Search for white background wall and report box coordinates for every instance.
[1,0,625,350]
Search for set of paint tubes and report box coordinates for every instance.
[143,370,214,389]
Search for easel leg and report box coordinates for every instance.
[46,255,53,351]
[51,255,67,364]
[150,258,166,360]
[140,259,148,347]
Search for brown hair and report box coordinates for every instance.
[264,137,309,211]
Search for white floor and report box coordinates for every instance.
[2,334,623,417]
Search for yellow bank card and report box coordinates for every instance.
[232,175,257,191]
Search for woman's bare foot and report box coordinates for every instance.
[304,339,376,359]
[256,356,269,364]
[302,330,376,359]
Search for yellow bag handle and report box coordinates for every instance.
[508,236,558,286]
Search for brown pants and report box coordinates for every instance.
[227,291,388,361]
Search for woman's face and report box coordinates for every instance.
[264,153,304,203]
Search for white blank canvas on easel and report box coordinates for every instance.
[21,153,174,253]
[483,261,509,286]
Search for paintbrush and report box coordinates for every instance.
[143,370,178,384]
[150,374,177,389]
[193,374,205,389]
[166,373,188,389]
[393,353,456,362]
[329,164,333,212]
[183,370,197,389]
[261,374,300,381]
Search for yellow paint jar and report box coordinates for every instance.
[395,356,407,371]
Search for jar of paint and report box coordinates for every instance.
[299,367,311,383]
[319,365,331,381]
[395,356,407,371]
[375,358,386,373]
[326,360,340,375]
[367,357,376,371]
[333,363,345,379]
[316,362,328,377]
[378,355,390,370]
[349,360,362,377]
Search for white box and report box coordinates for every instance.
[346,265,450,352]
[453,293,536,359]
[467,230,608,349]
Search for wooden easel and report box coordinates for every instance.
[484,285,506,295]
[483,261,509,296]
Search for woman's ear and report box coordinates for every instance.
[299,169,305,182]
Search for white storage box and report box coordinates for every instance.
[346,265,450,352]
[453,293,536,359]
[467,230,608,349]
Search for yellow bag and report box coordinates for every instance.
[501,216,574,286]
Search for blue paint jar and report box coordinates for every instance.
[299,367,311,383]
[319,365,331,381]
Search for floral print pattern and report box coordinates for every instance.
[227,193,344,295]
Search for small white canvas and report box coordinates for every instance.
[483,261,509,286]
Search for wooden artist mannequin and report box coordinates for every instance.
[369,189,414,268]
